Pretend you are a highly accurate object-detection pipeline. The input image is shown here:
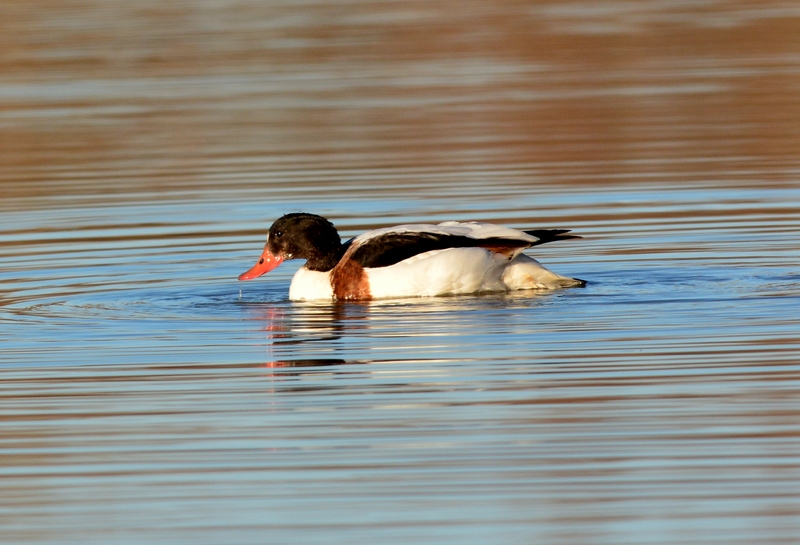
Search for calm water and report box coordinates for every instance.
[2,1,800,544]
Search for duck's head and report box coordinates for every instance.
[238,213,342,280]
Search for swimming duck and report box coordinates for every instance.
[238,213,585,301]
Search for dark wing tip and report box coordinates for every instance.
[523,229,583,246]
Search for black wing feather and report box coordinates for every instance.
[350,229,581,269]
[350,232,527,269]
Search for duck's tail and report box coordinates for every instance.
[502,254,586,290]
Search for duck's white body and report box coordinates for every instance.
[290,251,580,301]
[287,222,582,301]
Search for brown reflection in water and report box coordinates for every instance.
[263,359,349,368]
[1,1,799,206]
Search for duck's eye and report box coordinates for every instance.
[273,230,283,238]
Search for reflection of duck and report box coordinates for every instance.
[239,213,585,301]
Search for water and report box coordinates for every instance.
[2,1,800,544]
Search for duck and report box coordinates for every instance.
[238,212,585,301]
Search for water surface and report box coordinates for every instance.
[2,1,800,544]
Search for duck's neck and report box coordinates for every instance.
[304,241,347,272]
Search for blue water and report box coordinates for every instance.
[3,1,800,543]
[3,181,799,545]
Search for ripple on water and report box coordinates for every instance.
[2,3,800,537]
